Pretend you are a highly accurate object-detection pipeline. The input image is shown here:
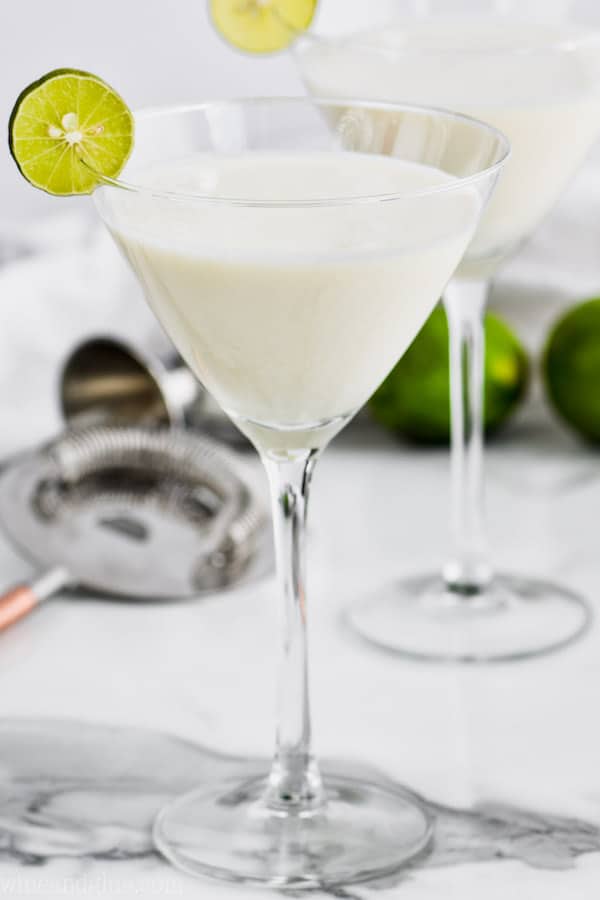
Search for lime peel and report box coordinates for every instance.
[369,304,529,445]
[543,297,600,442]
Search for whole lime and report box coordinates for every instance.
[369,303,529,444]
[543,298,600,442]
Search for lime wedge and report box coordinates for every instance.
[210,0,318,53]
[9,69,134,196]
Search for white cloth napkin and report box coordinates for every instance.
[0,226,156,455]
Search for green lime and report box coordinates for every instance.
[9,69,134,196]
[543,298,600,442]
[369,303,530,445]
[210,0,318,53]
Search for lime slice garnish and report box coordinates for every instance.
[210,0,318,53]
[9,69,134,196]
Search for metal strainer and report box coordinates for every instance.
[0,426,271,630]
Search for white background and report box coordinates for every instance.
[1,0,298,224]
[2,0,598,225]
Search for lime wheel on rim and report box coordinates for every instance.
[210,0,318,53]
[9,68,134,195]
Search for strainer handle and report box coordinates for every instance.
[0,586,38,630]
[0,567,71,631]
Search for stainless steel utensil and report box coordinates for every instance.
[60,333,202,428]
[60,334,244,443]
[0,426,271,631]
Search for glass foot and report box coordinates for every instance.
[346,573,592,663]
[153,766,432,890]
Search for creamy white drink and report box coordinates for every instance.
[106,151,480,449]
[297,19,600,276]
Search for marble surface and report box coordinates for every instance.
[1,161,600,898]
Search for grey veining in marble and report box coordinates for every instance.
[0,717,597,885]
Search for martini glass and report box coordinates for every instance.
[92,98,507,888]
[295,1,600,663]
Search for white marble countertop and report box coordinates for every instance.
[1,160,600,898]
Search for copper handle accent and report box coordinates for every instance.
[0,568,72,632]
[0,586,39,630]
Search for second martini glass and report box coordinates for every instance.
[296,1,600,663]
[93,98,506,888]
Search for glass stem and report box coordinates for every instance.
[443,279,493,594]
[262,449,324,810]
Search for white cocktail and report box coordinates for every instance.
[296,9,600,662]
[94,98,507,888]
[299,18,600,275]
[109,151,480,450]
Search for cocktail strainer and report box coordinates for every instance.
[0,426,270,630]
